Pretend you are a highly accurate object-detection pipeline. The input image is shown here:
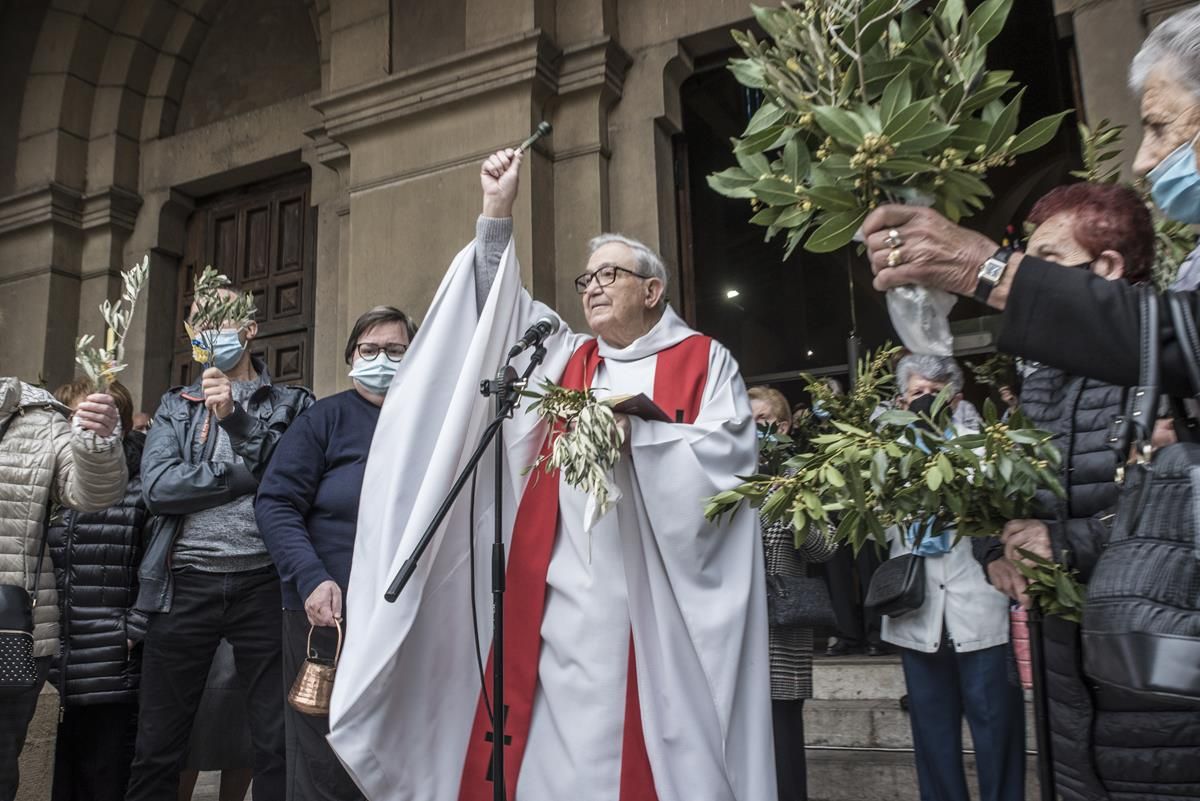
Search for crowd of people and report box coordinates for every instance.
[0,5,1198,801]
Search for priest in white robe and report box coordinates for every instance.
[328,147,775,801]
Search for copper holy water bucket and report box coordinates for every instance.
[287,619,342,716]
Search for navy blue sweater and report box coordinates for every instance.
[255,389,380,609]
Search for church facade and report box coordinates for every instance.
[0,0,1192,410]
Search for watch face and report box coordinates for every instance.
[981,257,1005,283]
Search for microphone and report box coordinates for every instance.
[508,316,560,359]
[516,121,552,154]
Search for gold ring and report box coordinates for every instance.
[887,248,902,268]
[885,229,903,248]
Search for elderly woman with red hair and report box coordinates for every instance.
[975,181,1178,801]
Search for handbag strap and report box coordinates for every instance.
[1110,288,1160,468]
[1168,292,1200,398]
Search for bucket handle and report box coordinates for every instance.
[306,618,343,665]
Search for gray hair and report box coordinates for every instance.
[1130,5,1200,97]
[896,354,963,396]
[588,233,669,303]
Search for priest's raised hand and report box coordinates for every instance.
[329,148,776,801]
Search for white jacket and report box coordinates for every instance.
[880,526,1011,654]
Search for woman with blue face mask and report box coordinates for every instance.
[254,305,416,801]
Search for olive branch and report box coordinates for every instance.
[74,255,151,389]
[708,0,1070,256]
[523,380,625,520]
[706,345,1084,617]
[184,266,257,368]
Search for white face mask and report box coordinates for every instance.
[349,357,399,395]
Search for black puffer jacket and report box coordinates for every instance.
[48,432,150,705]
[1012,368,1200,801]
[1020,366,1123,578]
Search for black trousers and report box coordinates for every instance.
[823,543,883,648]
[282,611,363,801]
[53,702,138,801]
[126,567,285,801]
[772,698,808,801]
[0,655,50,801]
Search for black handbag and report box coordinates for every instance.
[864,553,925,618]
[0,413,45,697]
[1082,289,1200,703]
[766,574,836,628]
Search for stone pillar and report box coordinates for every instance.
[1069,1,1145,167]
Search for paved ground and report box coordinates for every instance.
[192,772,251,801]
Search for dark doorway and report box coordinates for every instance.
[172,170,316,388]
[677,3,1082,400]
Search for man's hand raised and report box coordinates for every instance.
[481,148,522,219]
[202,367,235,421]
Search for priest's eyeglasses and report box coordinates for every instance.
[574,265,652,294]
[355,343,408,362]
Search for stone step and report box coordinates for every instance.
[805,746,1042,801]
[811,654,906,700]
[806,697,1037,750]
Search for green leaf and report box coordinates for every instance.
[734,148,770,177]
[781,138,810,185]
[805,185,859,212]
[855,0,900,54]
[743,100,789,137]
[882,157,938,175]
[825,465,846,488]
[813,105,865,146]
[880,68,913,126]
[752,177,802,206]
[967,0,1012,48]
[728,57,767,90]
[897,122,956,153]
[926,466,943,491]
[805,209,868,253]
[706,167,757,198]
[938,0,966,29]
[1008,110,1071,156]
[735,125,787,155]
[882,98,935,143]
[986,88,1024,153]
[776,205,814,228]
[750,205,785,226]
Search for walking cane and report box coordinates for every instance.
[1027,609,1056,801]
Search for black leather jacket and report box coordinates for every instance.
[136,358,313,614]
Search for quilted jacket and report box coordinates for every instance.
[0,377,127,657]
[48,432,149,703]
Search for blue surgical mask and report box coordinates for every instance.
[1149,135,1200,224]
[212,330,246,372]
[349,357,399,395]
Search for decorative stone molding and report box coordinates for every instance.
[0,183,83,237]
[312,30,560,141]
[81,186,143,233]
[557,37,631,102]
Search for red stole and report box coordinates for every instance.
[458,334,712,801]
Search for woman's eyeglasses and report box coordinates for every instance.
[356,343,408,362]
[573,265,652,294]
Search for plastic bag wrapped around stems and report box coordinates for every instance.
[858,189,957,356]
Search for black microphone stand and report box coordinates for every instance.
[384,342,547,801]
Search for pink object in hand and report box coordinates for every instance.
[1010,606,1033,690]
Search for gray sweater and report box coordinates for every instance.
[474,216,513,312]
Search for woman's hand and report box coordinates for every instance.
[74,393,120,438]
[305,580,343,628]
[1001,519,1053,563]
[862,205,1006,304]
[481,148,522,219]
